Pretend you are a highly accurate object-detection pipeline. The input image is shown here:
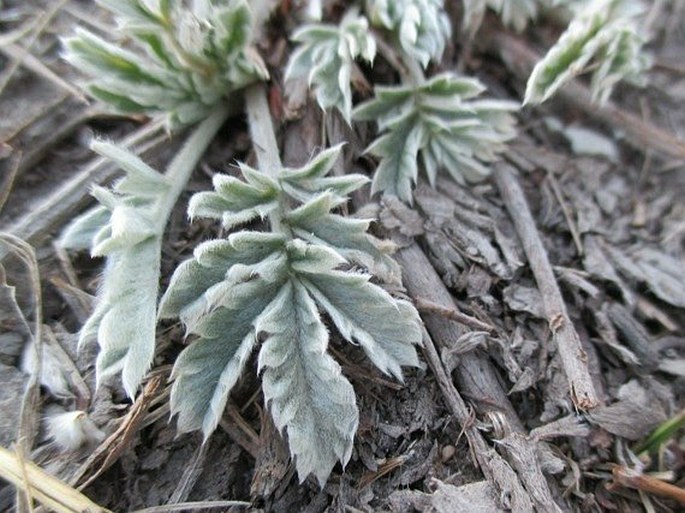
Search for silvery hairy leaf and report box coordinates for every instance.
[60,206,112,251]
[285,11,376,123]
[168,260,287,436]
[294,245,422,380]
[354,72,518,202]
[162,238,419,483]
[257,279,358,486]
[161,147,422,485]
[525,0,650,105]
[64,0,268,128]
[189,144,396,277]
[286,193,400,283]
[365,0,450,67]
[60,141,169,397]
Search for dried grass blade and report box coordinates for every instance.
[0,445,112,513]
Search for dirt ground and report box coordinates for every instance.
[0,1,684,512]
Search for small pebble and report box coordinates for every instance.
[441,444,456,463]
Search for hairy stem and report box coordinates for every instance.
[244,83,293,237]
[154,102,231,233]
[245,84,281,172]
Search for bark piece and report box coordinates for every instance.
[0,363,28,448]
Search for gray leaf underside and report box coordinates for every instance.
[258,280,358,485]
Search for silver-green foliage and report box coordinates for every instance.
[365,0,451,67]
[353,73,518,202]
[285,11,376,123]
[60,105,229,398]
[462,0,539,35]
[159,145,422,484]
[63,0,267,127]
[60,142,170,398]
[525,0,650,105]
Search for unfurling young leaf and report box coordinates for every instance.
[525,0,650,105]
[354,73,518,202]
[365,0,451,67]
[160,145,422,485]
[63,0,268,128]
[285,11,376,123]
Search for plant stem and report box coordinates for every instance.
[244,84,281,173]
[398,49,426,87]
[244,83,293,237]
[154,102,231,234]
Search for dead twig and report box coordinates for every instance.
[545,170,583,256]
[70,375,164,490]
[418,328,535,512]
[397,244,525,428]
[397,244,564,512]
[0,445,111,513]
[0,234,43,513]
[493,163,599,410]
[128,500,251,513]
[169,442,210,504]
[0,42,86,103]
[0,150,21,215]
[218,405,260,459]
[609,465,685,505]
[414,297,497,333]
[0,0,74,98]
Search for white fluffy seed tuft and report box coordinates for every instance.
[46,410,104,452]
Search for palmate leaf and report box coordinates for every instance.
[189,144,395,276]
[279,144,369,203]
[64,0,267,128]
[169,271,286,435]
[162,238,420,484]
[285,12,376,122]
[161,147,422,485]
[295,247,421,380]
[354,72,518,202]
[525,0,650,105]
[365,0,451,67]
[158,232,286,319]
[286,193,400,282]
[188,171,280,229]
